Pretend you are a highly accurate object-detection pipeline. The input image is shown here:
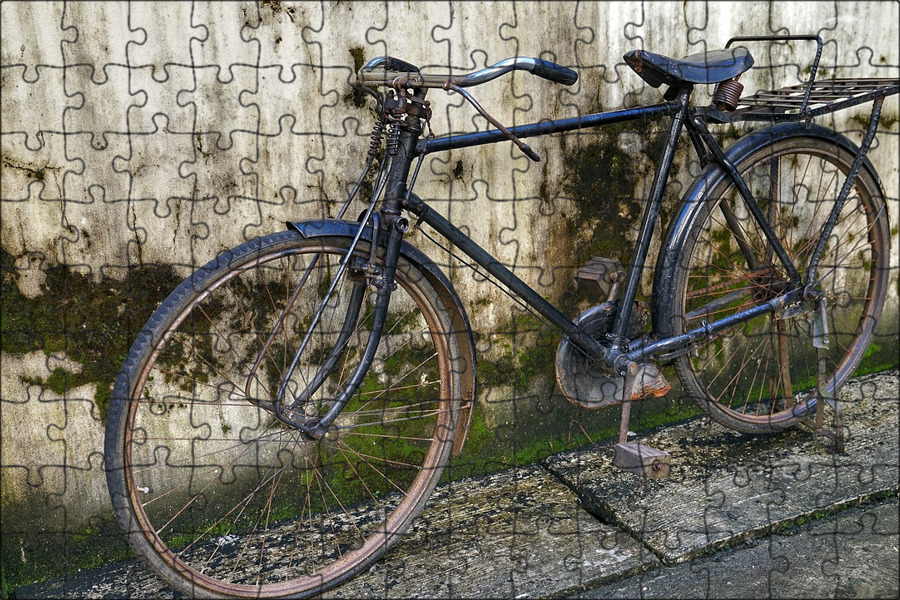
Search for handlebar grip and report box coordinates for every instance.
[359,56,420,75]
[530,59,578,86]
[520,143,541,162]
[383,56,420,73]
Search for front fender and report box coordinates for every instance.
[652,121,886,329]
[286,219,477,455]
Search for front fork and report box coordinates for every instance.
[280,87,430,437]
[275,215,409,439]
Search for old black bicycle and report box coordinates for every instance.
[105,34,897,597]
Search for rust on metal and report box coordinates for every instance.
[612,442,671,479]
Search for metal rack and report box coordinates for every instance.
[707,77,899,123]
[699,34,898,123]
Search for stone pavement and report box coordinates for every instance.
[15,370,898,599]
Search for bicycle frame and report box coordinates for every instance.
[397,86,825,374]
[277,52,893,436]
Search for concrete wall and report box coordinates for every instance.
[2,0,898,551]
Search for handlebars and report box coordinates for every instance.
[356,55,576,163]
[357,56,578,88]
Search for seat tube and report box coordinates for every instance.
[609,89,690,348]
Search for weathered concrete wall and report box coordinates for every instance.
[2,0,898,559]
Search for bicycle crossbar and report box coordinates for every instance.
[418,101,682,155]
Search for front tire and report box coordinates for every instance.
[105,230,462,597]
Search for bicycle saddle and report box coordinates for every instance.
[624,47,753,88]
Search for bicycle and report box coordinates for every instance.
[104,34,898,598]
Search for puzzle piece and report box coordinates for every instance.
[62,2,138,84]
[0,1,73,80]
[127,1,200,81]
[1,65,79,151]
[2,3,899,599]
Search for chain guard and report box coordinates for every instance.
[555,301,670,409]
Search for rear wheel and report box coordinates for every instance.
[666,136,889,433]
[105,230,462,597]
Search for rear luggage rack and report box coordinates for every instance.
[704,77,899,123]
[698,34,899,124]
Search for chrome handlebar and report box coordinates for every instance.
[357,56,578,88]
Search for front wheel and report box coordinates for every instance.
[662,134,889,433]
[105,230,462,597]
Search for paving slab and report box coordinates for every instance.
[544,371,900,566]
[16,465,656,599]
[322,464,658,598]
[571,496,899,599]
[16,371,897,598]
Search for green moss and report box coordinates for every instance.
[349,46,366,71]
[1,247,182,420]
[452,160,464,180]
[854,341,899,377]
[475,311,557,394]
[771,490,898,536]
[849,110,899,131]
[1,516,132,599]
[347,46,368,108]
[446,385,702,483]
[561,120,667,277]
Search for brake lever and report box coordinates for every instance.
[445,82,540,162]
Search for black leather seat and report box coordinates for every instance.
[624,47,754,88]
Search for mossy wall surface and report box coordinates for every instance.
[2,1,898,595]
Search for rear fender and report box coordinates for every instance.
[286,219,476,455]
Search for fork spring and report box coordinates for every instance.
[368,120,385,156]
[386,122,401,156]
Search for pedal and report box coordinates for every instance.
[627,362,671,401]
[612,442,671,479]
[575,257,625,300]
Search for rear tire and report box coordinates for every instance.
[663,135,889,433]
[105,230,462,597]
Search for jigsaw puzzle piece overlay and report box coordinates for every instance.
[0,1,73,80]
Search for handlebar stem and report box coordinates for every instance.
[381,89,428,215]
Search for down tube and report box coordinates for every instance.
[404,194,612,365]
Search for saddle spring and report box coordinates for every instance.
[713,78,744,111]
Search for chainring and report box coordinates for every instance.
[555,301,670,409]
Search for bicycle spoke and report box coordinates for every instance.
[108,233,460,595]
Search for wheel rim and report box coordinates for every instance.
[120,240,455,596]
[679,143,885,428]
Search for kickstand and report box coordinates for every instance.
[800,297,845,453]
[612,368,671,478]
[800,348,845,453]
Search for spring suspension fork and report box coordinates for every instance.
[268,121,402,435]
[276,111,411,436]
